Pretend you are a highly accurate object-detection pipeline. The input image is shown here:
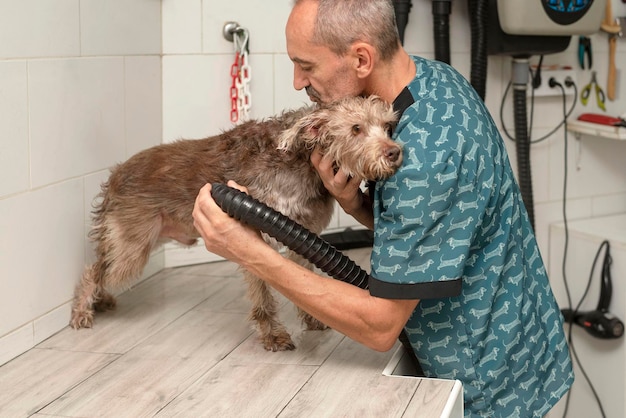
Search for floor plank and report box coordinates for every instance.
[224,298,345,367]
[39,269,237,354]
[0,348,118,417]
[40,309,252,418]
[404,378,461,418]
[156,360,317,417]
[277,339,418,418]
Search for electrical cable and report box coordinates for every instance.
[499,69,577,145]
[563,242,609,418]
[528,70,537,144]
[555,82,607,418]
[598,244,613,311]
[541,82,577,144]
[558,81,573,336]
[569,241,611,321]
[531,55,544,89]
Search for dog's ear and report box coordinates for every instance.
[277,108,330,152]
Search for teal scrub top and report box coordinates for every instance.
[369,56,574,417]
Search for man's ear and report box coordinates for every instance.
[352,42,375,79]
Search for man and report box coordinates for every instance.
[193,0,574,416]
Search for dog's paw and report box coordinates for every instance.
[69,311,94,329]
[262,332,296,352]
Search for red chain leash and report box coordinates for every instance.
[229,28,251,124]
[230,52,241,123]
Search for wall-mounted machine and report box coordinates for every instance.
[498,0,606,36]
[488,0,607,66]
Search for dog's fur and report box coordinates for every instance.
[70,95,402,351]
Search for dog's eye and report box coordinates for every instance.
[351,125,361,135]
[384,123,393,137]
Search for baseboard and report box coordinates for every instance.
[163,239,223,268]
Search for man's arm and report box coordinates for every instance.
[193,182,418,352]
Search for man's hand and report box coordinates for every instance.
[311,149,374,229]
[192,181,267,263]
[311,149,362,213]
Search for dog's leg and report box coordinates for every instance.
[70,215,161,329]
[70,261,109,329]
[70,254,120,329]
[298,308,328,331]
[244,272,296,351]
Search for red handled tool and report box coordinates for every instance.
[578,113,626,127]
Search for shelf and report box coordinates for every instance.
[567,119,626,141]
[552,213,626,247]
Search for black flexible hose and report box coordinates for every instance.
[512,87,535,230]
[468,0,488,100]
[392,0,412,45]
[210,183,369,289]
[432,0,451,64]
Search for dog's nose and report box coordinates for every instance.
[385,147,401,163]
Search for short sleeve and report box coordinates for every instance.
[368,67,495,300]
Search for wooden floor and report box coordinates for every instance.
[0,248,459,418]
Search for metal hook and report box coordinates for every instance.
[223,21,249,53]
[223,21,240,43]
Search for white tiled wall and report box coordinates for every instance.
[0,62,29,197]
[0,0,163,365]
[29,58,127,188]
[1,0,625,366]
[80,0,161,56]
[0,1,80,59]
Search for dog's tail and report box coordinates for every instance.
[88,178,112,244]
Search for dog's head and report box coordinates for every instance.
[277,95,402,181]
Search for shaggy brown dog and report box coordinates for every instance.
[70,95,402,351]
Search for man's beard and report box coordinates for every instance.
[305,86,322,103]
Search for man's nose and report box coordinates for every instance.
[293,66,308,91]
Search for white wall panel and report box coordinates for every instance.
[0,0,164,366]
[163,0,203,54]
[28,58,126,188]
[80,0,161,56]
[0,61,29,197]
[124,56,163,158]
[0,0,80,59]
[0,179,84,338]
